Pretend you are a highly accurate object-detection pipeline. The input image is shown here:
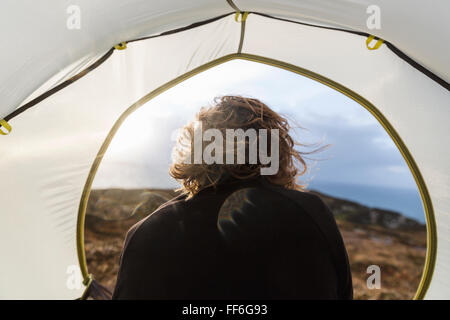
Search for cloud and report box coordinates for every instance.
[93,60,417,190]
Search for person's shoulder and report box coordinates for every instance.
[122,193,188,250]
[217,184,334,252]
[217,184,326,229]
[261,183,334,220]
[241,182,330,216]
[238,182,339,239]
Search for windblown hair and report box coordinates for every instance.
[170,95,313,197]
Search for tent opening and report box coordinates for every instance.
[82,59,429,300]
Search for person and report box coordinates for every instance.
[112,95,353,299]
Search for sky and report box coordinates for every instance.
[93,59,418,193]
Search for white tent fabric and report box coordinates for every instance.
[0,0,448,299]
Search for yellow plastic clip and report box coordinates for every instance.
[0,119,11,135]
[114,42,127,50]
[235,11,249,22]
[366,35,384,50]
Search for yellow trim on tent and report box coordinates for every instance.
[77,274,94,300]
[76,53,437,300]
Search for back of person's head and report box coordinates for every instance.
[170,95,311,197]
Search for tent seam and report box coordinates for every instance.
[2,10,447,128]
[249,12,449,91]
[225,0,241,12]
[0,13,236,125]
[2,48,114,124]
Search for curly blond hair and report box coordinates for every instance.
[170,95,312,197]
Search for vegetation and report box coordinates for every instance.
[85,188,426,299]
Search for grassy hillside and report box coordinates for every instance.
[85,188,426,299]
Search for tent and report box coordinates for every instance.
[0,0,448,299]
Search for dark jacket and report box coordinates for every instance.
[112,177,353,299]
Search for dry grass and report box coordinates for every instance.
[85,188,426,299]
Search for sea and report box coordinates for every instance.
[307,180,426,224]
